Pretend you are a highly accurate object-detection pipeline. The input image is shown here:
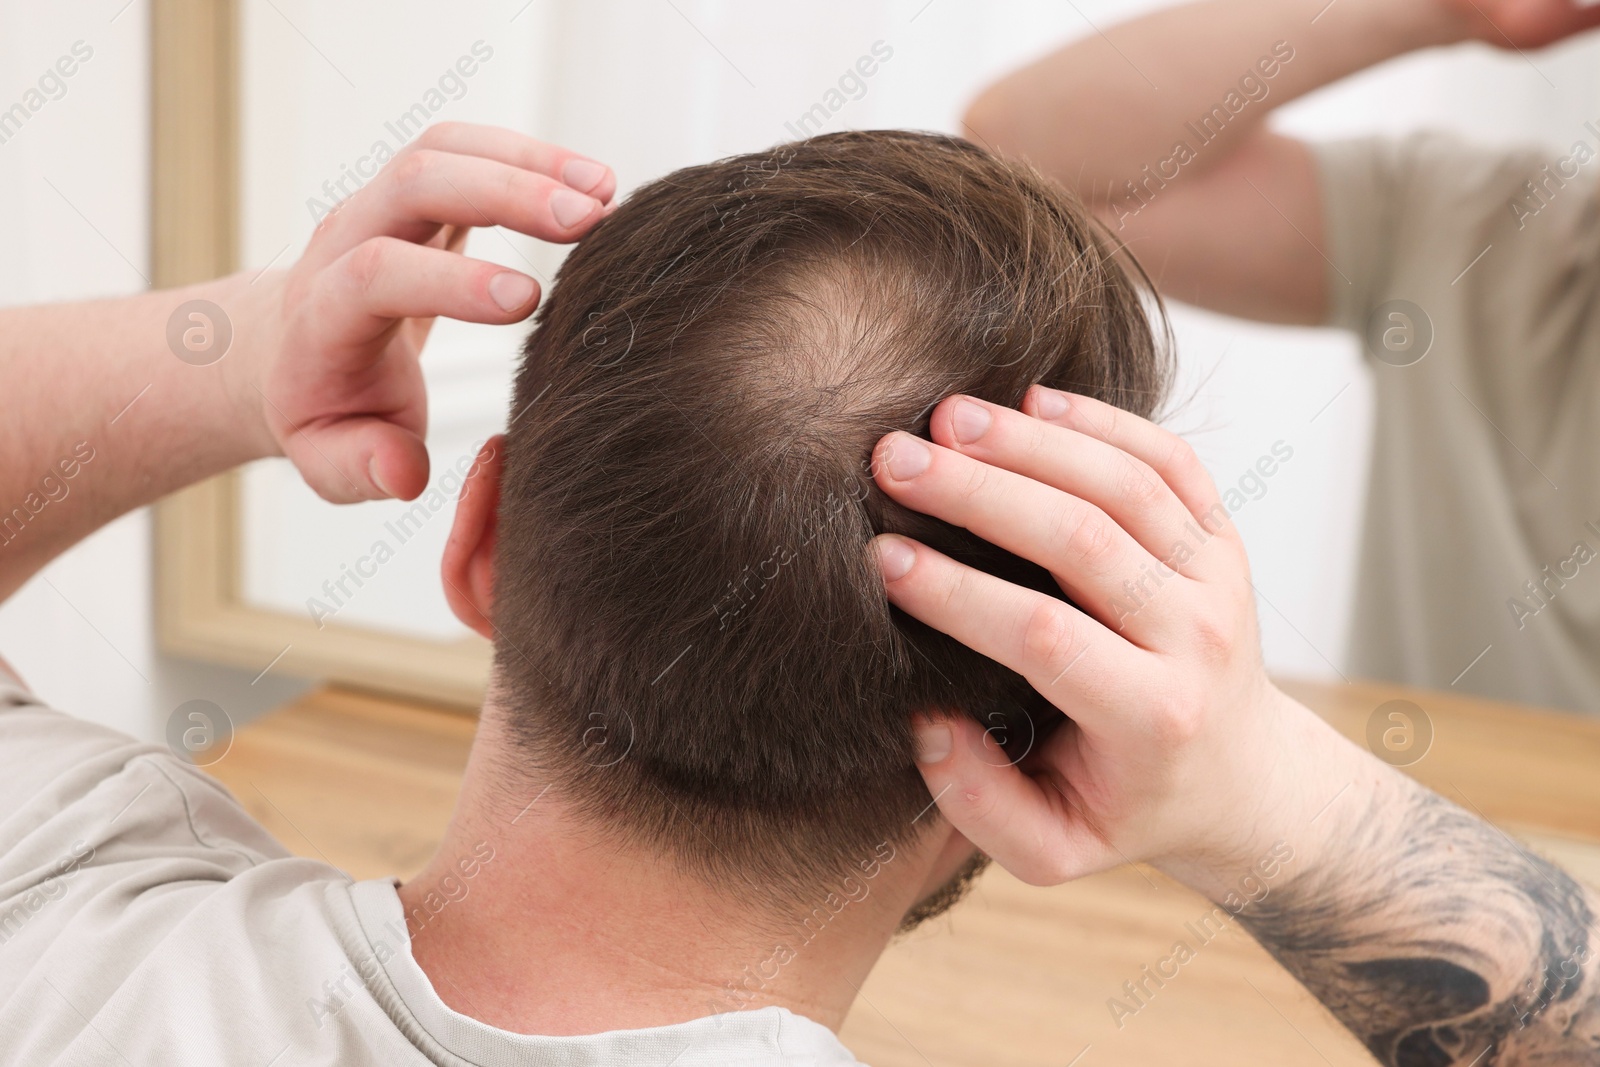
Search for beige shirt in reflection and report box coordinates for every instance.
[1316,132,1600,712]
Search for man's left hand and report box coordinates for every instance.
[252,122,615,503]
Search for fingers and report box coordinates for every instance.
[410,122,617,204]
[874,534,1142,718]
[911,716,1117,885]
[873,431,1184,640]
[282,415,431,504]
[306,145,607,273]
[1021,387,1232,539]
[926,395,1228,581]
[309,237,540,351]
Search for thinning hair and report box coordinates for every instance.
[493,130,1171,904]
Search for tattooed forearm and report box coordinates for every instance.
[1238,776,1600,1066]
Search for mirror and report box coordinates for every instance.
[157,0,1600,707]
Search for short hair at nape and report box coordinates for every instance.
[493,129,1171,905]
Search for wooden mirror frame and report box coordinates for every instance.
[150,0,489,707]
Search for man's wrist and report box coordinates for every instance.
[1363,0,1480,51]
[1157,686,1380,901]
[1319,0,1476,64]
[209,269,287,465]
[1222,697,1415,903]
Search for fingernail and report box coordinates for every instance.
[551,188,599,229]
[562,158,609,193]
[884,434,931,480]
[489,272,536,312]
[1033,387,1070,421]
[951,398,992,444]
[875,535,916,582]
[914,721,952,764]
[368,458,393,498]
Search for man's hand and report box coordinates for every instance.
[872,389,1600,1065]
[0,123,614,600]
[253,123,616,503]
[869,388,1358,890]
[1439,0,1600,48]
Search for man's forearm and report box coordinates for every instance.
[0,272,279,600]
[965,0,1461,207]
[1240,767,1600,1065]
[1,126,619,604]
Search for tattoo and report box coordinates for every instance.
[1238,779,1600,1066]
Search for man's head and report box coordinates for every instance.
[444,130,1169,911]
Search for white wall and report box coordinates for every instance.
[0,0,308,742]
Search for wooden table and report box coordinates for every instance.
[205,679,1600,1067]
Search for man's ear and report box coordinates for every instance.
[441,435,505,640]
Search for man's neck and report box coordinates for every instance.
[396,728,917,1036]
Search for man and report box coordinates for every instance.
[963,0,1600,712]
[0,123,1595,1066]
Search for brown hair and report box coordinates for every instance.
[493,130,1170,903]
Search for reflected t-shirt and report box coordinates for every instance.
[1315,132,1600,711]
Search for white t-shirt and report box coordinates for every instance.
[1315,133,1600,712]
[0,666,862,1065]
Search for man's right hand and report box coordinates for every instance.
[871,389,1600,1067]
[869,388,1364,892]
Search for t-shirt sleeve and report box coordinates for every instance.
[1309,132,1586,340]
[0,664,290,898]
[0,661,152,819]
[1309,136,1404,336]
[0,667,380,1065]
